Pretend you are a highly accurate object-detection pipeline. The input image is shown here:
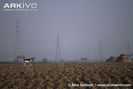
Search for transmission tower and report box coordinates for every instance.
[55,33,62,61]
[99,41,103,62]
[127,40,130,54]
[88,48,90,59]
[14,20,23,62]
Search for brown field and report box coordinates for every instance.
[0,62,133,89]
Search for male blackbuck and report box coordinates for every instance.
[23,57,32,67]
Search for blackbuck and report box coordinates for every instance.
[23,58,32,63]
[23,57,32,67]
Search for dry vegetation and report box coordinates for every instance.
[0,62,133,89]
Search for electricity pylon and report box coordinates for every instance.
[55,33,62,61]
[14,20,23,62]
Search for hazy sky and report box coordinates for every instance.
[0,0,133,61]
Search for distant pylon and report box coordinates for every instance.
[88,48,90,59]
[99,41,103,61]
[127,40,130,54]
[55,33,62,61]
[14,20,23,62]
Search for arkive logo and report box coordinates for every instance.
[3,2,38,11]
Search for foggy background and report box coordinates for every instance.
[0,0,133,61]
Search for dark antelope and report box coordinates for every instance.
[23,57,33,68]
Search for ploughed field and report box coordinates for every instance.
[0,62,133,89]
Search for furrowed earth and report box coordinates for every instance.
[0,62,133,89]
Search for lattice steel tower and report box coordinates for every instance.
[99,41,103,61]
[14,20,23,62]
[55,33,62,61]
[127,40,130,54]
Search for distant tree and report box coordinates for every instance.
[42,58,48,62]
[60,59,64,63]
[81,58,88,61]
